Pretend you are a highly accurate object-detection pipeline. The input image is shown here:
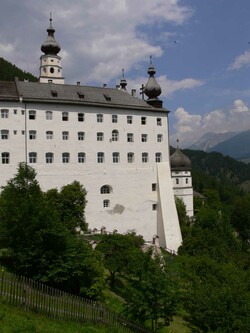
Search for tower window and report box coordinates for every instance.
[152,183,156,191]
[155,152,162,163]
[50,67,54,73]
[97,114,103,123]
[127,115,133,124]
[157,134,163,142]
[97,132,104,141]
[152,204,157,211]
[29,152,37,163]
[1,130,9,140]
[46,111,53,120]
[103,199,110,208]
[127,133,134,142]
[100,185,111,194]
[127,152,134,163]
[176,178,179,185]
[62,152,70,163]
[29,130,36,140]
[62,131,69,140]
[62,112,68,121]
[97,152,104,163]
[78,132,85,140]
[141,117,147,125]
[186,178,189,184]
[45,152,53,164]
[157,118,162,126]
[1,109,9,118]
[112,152,120,163]
[46,131,53,139]
[142,152,148,163]
[2,152,9,164]
[78,113,84,122]
[29,110,36,120]
[78,152,85,163]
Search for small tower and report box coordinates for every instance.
[39,14,64,84]
[144,56,162,108]
[170,140,194,217]
[120,68,127,92]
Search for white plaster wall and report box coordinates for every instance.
[0,101,178,246]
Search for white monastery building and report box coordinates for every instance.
[0,18,193,252]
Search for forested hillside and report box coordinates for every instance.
[0,57,37,81]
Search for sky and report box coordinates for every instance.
[1,0,250,147]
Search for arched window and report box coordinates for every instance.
[112,130,119,141]
[100,185,112,194]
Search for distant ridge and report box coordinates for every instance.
[0,57,38,82]
[189,131,239,151]
[207,129,250,160]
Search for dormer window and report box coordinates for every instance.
[77,92,84,99]
[51,90,57,97]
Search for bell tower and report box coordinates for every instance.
[39,14,64,84]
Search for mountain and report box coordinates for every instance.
[207,129,250,160]
[0,57,37,82]
[189,131,239,151]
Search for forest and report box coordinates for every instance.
[0,159,249,333]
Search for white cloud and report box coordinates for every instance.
[0,0,193,84]
[170,99,250,147]
[228,50,250,70]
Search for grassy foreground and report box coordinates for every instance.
[0,302,122,333]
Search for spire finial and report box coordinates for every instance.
[49,13,52,27]
[120,68,127,92]
[177,139,179,148]
[150,55,153,64]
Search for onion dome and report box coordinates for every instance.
[41,15,61,55]
[120,68,127,92]
[170,141,191,171]
[144,56,162,108]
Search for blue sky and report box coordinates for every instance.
[1,0,250,147]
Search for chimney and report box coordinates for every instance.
[103,83,107,88]
[77,81,80,85]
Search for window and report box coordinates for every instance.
[14,109,17,114]
[62,152,70,163]
[62,112,68,121]
[46,111,53,120]
[186,178,189,184]
[1,130,9,140]
[97,132,104,141]
[141,117,146,125]
[29,152,37,163]
[78,132,85,140]
[78,113,84,122]
[22,130,25,135]
[1,109,9,118]
[112,130,119,141]
[78,152,85,163]
[157,134,163,142]
[100,185,111,194]
[176,178,179,185]
[155,152,162,163]
[152,183,156,191]
[46,131,53,139]
[29,110,36,120]
[127,133,134,142]
[157,118,162,126]
[97,114,103,123]
[113,152,120,163]
[97,152,104,163]
[21,110,25,115]
[2,152,9,164]
[127,115,133,124]
[103,199,110,208]
[127,152,134,163]
[142,152,148,163]
[62,131,69,140]
[45,152,53,164]
[13,130,17,135]
[141,134,147,142]
[29,130,36,140]
[112,115,118,123]
[152,204,157,211]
